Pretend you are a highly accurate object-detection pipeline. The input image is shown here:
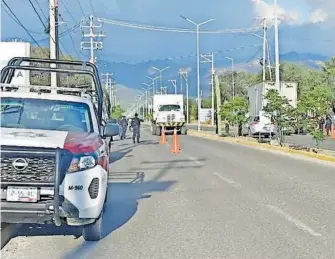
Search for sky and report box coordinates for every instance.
[1,0,335,67]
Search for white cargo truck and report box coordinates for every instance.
[248,81,298,116]
[151,94,186,135]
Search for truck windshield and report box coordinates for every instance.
[1,97,93,133]
[159,105,181,111]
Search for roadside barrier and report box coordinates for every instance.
[159,126,167,144]
[170,128,180,153]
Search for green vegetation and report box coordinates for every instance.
[220,97,248,136]
[111,105,125,119]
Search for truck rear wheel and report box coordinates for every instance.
[156,126,161,136]
[82,212,103,241]
[151,124,157,135]
[181,126,187,135]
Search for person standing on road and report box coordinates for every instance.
[131,113,144,143]
[119,116,128,140]
[325,115,332,136]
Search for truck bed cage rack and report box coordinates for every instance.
[0,64,103,122]
[2,57,101,85]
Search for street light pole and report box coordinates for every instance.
[147,76,160,95]
[181,15,215,131]
[225,57,235,100]
[274,0,280,91]
[152,66,170,90]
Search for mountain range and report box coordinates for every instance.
[100,51,331,109]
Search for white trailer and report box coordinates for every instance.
[0,42,31,86]
[151,94,186,135]
[248,81,298,116]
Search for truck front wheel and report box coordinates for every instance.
[82,212,103,241]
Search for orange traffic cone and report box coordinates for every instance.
[170,129,180,154]
[159,126,167,144]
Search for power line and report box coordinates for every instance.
[59,13,82,59]
[97,44,261,65]
[28,0,47,29]
[32,0,48,20]
[2,0,48,56]
[77,0,86,16]
[89,0,97,17]
[59,0,77,24]
[2,6,45,35]
[97,17,260,34]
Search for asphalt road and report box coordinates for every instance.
[2,127,335,259]
[187,124,335,151]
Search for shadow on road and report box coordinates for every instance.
[109,149,133,163]
[62,171,176,259]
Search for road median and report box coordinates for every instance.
[187,129,335,164]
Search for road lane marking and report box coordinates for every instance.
[187,156,203,165]
[266,205,322,237]
[213,172,241,189]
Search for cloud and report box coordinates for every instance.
[251,0,301,25]
[309,9,328,24]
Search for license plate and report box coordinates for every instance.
[7,186,38,202]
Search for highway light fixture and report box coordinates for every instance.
[181,15,215,131]
[151,66,170,90]
[147,76,160,94]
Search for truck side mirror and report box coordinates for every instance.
[104,122,119,138]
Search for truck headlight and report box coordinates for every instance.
[68,152,99,173]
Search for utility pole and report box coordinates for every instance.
[262,19,267,83]
[274,0,280,90]
[225,57,235,100]
[102,73,114,109]
[181,15,215,131]
[49,0,57,93]
[201,53,215,126]
[169,79,177,94]
[179,68,189,124]
[81,16,106,64]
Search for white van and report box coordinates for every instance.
[243,112,275,137]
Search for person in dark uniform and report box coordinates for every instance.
[131,113,144,143]
[119,116,128,140]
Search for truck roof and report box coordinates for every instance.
[0,91,94,105]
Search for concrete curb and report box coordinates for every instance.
[187,129,335,164]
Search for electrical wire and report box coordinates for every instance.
[89,0,97,17]
[2,6,45,35]
[97,44,262,65]
[32,0,48,20]
[28,0,47,29]
[97,17,260,34]
[59,13,82,59]
[59,0,77,24]
[2,0,48,56]
[77,0,86,16]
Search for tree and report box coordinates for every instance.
[111,105,124,119]
[263,89,294,146]
[220,97,248,136]
[298,85,333,147]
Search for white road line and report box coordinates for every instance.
[187,156,203,165]
[213,172,241,189]
[266,205,322,237]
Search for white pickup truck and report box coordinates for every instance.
[0,57,119,241]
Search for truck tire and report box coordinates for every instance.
[82,212,103,241]
[181,126,187,135]
[151,124,156,135]
[156,126,161,136]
